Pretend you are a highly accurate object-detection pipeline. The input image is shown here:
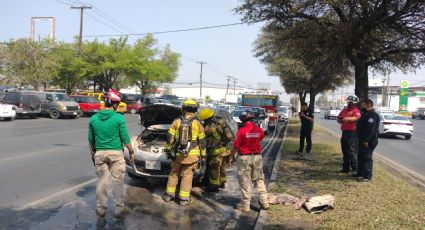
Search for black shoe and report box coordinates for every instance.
[351,173,362,178]
[162,193,174,202]
[357,178,371,182]
[206,186,219,193]
[180,197,193,206]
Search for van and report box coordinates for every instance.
[2,91,41,118]
[34,92,81,119]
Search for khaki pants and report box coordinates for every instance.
[94,150,126,213]
[237,155,268,209]
[210,155,227,186]
[165,156,198,201]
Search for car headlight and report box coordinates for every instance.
[59,104,67,111]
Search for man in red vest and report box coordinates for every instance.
[230,111,269,212]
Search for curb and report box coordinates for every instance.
[318,125,425,190]
[254,121,288,230]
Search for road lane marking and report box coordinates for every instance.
[1,149,59,162]
[16,178,97,211]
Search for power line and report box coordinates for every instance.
[83,21,255,37]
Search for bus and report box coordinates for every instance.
[241,93,280,126]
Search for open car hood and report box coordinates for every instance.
[139,104,182,127]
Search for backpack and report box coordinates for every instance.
[177,116,197,155]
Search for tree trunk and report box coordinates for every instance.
[354,61,369,100]
[309,92,317,112]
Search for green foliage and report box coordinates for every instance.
[255,21,352,109]
[237,0,425,99]
[2,39,58,89]
[0,35,180,94]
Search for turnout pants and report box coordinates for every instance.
[94,150,126,214]
[358,140,378,179]
[298,126,312,153]
[210,155,227,187]
[237,155,268,209]
[341,131,358,172]
[165,156,198,201]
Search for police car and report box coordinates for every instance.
[377,112,414,140]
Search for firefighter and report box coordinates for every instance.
[230,111,269,212]
[337,95,361,173]
[88,89,134,218]
[198,108,234,192]
[162,99,206,206]
[355,98,380,182]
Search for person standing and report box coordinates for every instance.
[88,89,135,218]
[355,99,380,182]
[296,102,314,156]
[162,99,206,206]
[337,95,361,173]
[198,108,234,192]
[230,111,269,212]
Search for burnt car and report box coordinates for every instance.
[124,104,237,181]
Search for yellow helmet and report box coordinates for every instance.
[182,99,198,109]
[198,108,215,121]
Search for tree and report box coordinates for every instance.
[126,35,180,95]
[236,0,425,99]
[3,39,58,89]
[51,41,87,94]
[255,22,352,110]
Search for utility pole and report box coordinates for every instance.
[71,5,92,54]
[197,61,206,99]
[233,78,237,94]
[226,76,232,94]
[386,75,391,107]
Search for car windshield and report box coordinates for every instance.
[279,108,286,112]
[87,97,99,103]
[54,94,72,101]
[384,115,408,121]
[231,110,244,117]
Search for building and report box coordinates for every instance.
[369,85,425,112]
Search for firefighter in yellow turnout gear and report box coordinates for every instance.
[198,108,234,192]
[162,99,206,206]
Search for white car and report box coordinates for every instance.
[125,104,237,180]
[0,102,16,121]
[314,106,321,113]
[278,106,289,121]
[324,108,341,119]
[378,113,413,140]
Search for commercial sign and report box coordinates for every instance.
[399,80,409,111]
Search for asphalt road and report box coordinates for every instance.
[0,115,283,229]
[315,113,425,177]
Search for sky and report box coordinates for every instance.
[1,0,424,95]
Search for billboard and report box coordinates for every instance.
[399,80,409,111]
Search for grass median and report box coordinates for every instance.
[265,119,425,230]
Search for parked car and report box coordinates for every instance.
[252,107,270,135]
[314,106,321,113]
[231,109,245,128]
[0,102,16,121]
[123,105,237,181]
[378,113,413,140]
[2,91,41,118]
[81,92,127,113]
[412,108,425,119]
[324,108,342,119]
[70,95,101,117]
[34,92,80,119]
[278,106,289,121]
[126,102,143,114]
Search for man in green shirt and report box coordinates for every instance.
[88,89,135,218]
